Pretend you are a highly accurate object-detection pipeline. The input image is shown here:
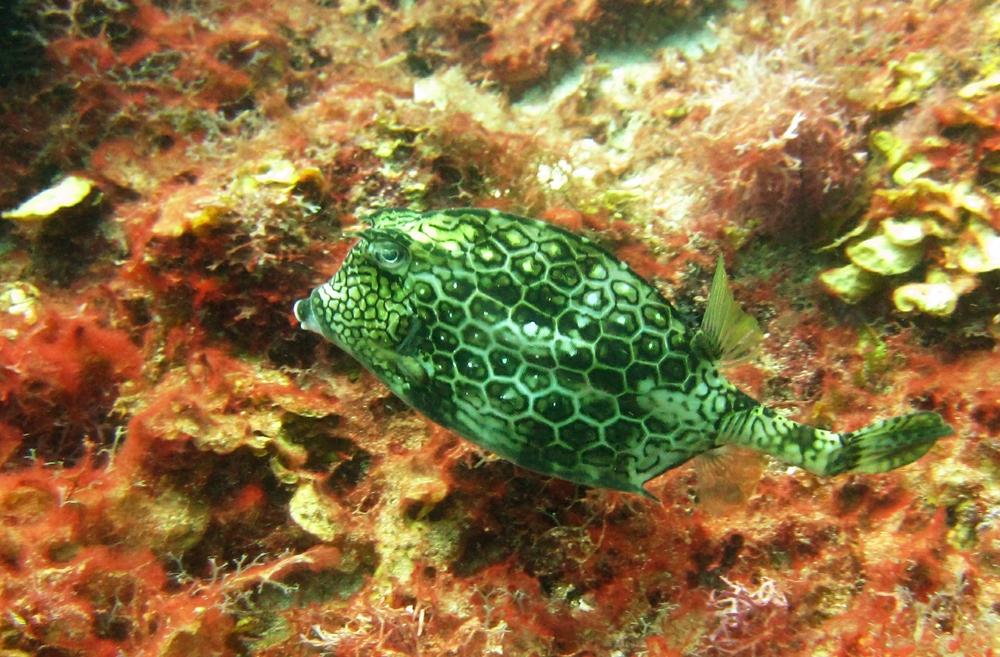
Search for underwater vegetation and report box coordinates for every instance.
[0,0,999,655]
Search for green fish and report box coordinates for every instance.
[294,208,952,498]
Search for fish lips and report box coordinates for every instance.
[293,296,324,336]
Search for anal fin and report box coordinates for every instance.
[692,445,765,514]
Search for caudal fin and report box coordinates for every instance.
[717,408,953,476]
[828,411,954,475]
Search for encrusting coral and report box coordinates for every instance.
[0,0,999,655]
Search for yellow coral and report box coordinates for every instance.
[846,233,923,275]
[873,53,940,112]
[893,270,978,317]
[818,264,881,304]
[289,481,342,542]
[0,283,41,327]
[958,220,1000,273]
[2,176,95,221]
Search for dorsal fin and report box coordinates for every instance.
[699,259,763,365]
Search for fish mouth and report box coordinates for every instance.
[293,298,322,335]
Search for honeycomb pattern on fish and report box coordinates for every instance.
[295,208,952,497]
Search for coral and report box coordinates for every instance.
[1,175,96,222]
[0,0,998,655]
[704,577,790,656]
[816,3,1000,317]
[680,56,866,243]
[0,298,142,466]
[383,0,710,97]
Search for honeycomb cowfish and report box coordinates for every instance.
[294,208,953,498]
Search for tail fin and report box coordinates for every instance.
[717,408,953,476]
[829,412,953,475]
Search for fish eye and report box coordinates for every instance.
[369,240,409,271]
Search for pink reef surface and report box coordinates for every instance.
[1,0,1000,655]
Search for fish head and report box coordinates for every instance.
[294,212,419,352]
[293,208,488,376]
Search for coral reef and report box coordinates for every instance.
[1,0,999,655]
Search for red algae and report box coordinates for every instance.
[0,0,998,655]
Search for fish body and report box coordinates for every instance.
[294,208,952,497]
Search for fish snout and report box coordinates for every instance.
[293,297,322,335]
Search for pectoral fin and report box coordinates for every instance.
[371,346,429,388]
